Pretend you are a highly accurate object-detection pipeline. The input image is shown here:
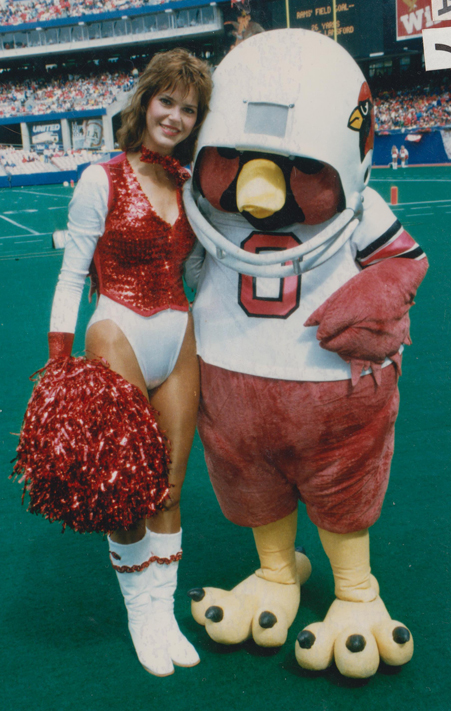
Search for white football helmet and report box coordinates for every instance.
[184,29,374,278]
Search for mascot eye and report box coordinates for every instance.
[217,147,240,160]
[360,101,369,116]
[290,162,344,225]
[293,157,325,175]
[195,147,241,212]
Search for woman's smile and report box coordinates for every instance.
[160,124,181,137]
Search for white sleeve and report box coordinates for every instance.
[350,186,424,267]
[350,187,399,258]
[183,238,206,291]
[50,164,109,333]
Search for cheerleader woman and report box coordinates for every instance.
[48,49,212,676]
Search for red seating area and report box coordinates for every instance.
[0,0,164,26]
[0,70,135,117]
[374,85,451,131]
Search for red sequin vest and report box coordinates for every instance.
[91,153,195,317]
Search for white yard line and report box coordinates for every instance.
[13,239,43,244]
[411,205,441,210]
[0,231,53,240]
[4,209,38,214]
[0,214,40,234]
[390,198,451,206]
[10,189,72,198]
[0,250,59,261]
[371,178,451,183]
[405,212,434,217]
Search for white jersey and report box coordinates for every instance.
[192,187,424,381]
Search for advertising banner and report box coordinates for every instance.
[423,25,451,69]
[440,128,451,158]
[431,0,451,21]
[396,0,451,40]
[30,121,62,147]
[70,118,103,150]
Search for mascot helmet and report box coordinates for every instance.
[184,29,375,278]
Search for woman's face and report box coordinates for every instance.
[143,84,198,156]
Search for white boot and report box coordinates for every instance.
[148,529,200,667]
[108,530,174,677]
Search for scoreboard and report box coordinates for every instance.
[289,1,384,58]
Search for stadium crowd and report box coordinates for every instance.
[0,0,165,26]
[374,85,451,131]
[0,70,134,117]
[0,145,102,174]
[2,69,450,130]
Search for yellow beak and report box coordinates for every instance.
[348,107,363,131]
[236,159,286,219]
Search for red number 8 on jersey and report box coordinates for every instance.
[238,232,302,319]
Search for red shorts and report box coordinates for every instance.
[198,360,400,534]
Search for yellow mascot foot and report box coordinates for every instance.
[295,594,413,678]
[188,549,311,647]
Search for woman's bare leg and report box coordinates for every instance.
[86,313,199,538]
[87,314,200,667]
[85,319,148,545]
[147,313,199,534]
[86,319,190,674]
[143,313,200,666]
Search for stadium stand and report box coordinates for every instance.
[2,70,451,132]
[0,145,99,172]
[0,0,173,25]
[0,0,164,26]
[0,0,449,169]
[0,1,221,57]
[374,85,451,132]
[0,71,135,118]
[51,148,101,170]
[0,146,59,173]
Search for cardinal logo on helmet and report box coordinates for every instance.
[347,82,374,162]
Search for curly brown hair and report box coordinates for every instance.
[117,48,212,165]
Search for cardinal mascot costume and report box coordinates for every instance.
[183,29,428,678]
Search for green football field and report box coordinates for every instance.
[0,167,450,711]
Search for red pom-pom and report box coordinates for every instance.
[12,357,170,533]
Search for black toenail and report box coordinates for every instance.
[297,630,316,649]
[259,611,277,629]
[205,605,224,623]
[393,626,411,645]
[295,545,306,555]
[188,588,205,602]
[346,634,366,653]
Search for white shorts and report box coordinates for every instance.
[87,295,189,390]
